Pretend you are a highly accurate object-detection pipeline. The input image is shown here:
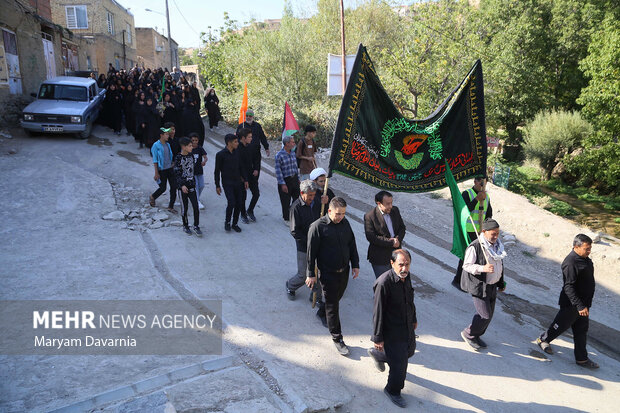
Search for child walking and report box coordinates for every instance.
[174,137,202,237]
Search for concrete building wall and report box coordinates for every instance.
[135,27,178,70]
[50,0,136,71]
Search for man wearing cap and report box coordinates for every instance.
[451,175,493,290]
[296,125,318,180]
[310,167,335,217]
[460,218,506,350]
[275,135,300,222]
[364,191,407,278]
[149,127,177,213]
[236,109,270,157]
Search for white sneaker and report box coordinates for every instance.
[198,201,205,209]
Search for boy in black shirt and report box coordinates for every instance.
[237,128,260,223]
[190,132,207,209]
[174,137,202,237]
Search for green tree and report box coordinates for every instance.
[524,109,592,180]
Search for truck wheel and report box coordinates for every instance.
[76,120,92,139]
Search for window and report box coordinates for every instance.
[65,6,88,29]
[107,12,115,35]
[126,24,131,44]
[38,84,88,101]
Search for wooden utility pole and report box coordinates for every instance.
[339,0,346,95]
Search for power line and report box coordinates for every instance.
[171,0,201,38]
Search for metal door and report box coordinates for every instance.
[2,29,21,94]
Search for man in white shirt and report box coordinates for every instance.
[460,219,507,350]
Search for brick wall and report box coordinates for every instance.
[50,0,136,71]
[135,27,178,70]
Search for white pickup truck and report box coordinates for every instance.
[21,76,106,139]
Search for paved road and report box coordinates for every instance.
[0,125,619,412]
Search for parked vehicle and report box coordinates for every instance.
[21,76,105,139]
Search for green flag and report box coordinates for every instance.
[445,159,470,259]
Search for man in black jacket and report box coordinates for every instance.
[370,249,417,408]
[214,134,248,232]
[364,191,406,278]
[306,197,359,356]
[236,110,269,218]
[536,234,598,369]
[237,128,261,223]
[460,219,506,350]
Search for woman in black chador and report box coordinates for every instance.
[181,98,205,146]
[123,84,136,136]
[132,91,148,148]
[162,92,178,126]
[144,96,161,148]
[104,83,123,135]
[204,88,222,130]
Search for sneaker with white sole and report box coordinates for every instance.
[536,337,553,354]
[198,201,205,210]
[334,339,350,356]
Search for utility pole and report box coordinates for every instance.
[122,30,126,68]
[165,0,173,70]
[339,0,346,95]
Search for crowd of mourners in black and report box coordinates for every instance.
[93,64,222,149]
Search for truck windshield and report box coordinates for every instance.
[38,84,88,101]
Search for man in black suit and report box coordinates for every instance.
[364,191,406,278]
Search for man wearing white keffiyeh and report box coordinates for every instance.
[460,219,507,350]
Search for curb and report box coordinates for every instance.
[48,355,235,413]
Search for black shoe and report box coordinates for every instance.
[367,348,385,372]
[475,337,487,348]
[384,387,406,408]
[316,312,328,328]
[333,339,349,356]
[232,224,242,233]
[247,211,256,222]
[193,226,203,237]
[240,215,250,224]
[576,359,599,369]
[286,282,295,300]
[183,226,192,235]
[461,331,481,351]
[224,222,231,232]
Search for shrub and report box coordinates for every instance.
[524,109,592,180]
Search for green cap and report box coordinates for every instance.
[160,127,171,133]
[246,109,255,117]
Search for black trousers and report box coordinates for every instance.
[151,168,177,208]
[277,175,300,220]
[178,188,199,227]
[372,334,416,396]
[319,270,349,341]
[222,183,243,225]
[452,231,477,286]
[241,175,260,216]
[463,285,497,339]
[541,306,589,362]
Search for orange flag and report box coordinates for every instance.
[238,82,248,125]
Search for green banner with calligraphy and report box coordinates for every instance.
[328,44,487,192]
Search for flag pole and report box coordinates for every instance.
[466,214,490,265]
[311,177,330,308]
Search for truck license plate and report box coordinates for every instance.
[43,127,63,132]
